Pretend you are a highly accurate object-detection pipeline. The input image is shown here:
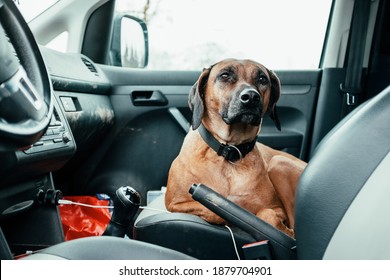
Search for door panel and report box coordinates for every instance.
[82,66,321,202]
[82,67,198,199]
[266,70,321,159]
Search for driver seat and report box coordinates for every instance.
[133,85,390,259]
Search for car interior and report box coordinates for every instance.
[0,0,389,260]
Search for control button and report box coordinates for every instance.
[60,97,77,112]
[62,132,72,143]
[53,138,63,143]
[23,147,35,154]
[33,141,44,146]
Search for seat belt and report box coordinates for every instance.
[340,0,371,118]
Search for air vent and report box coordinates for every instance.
[81,57,99,76]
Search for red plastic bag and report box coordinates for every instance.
[59,196,112,241]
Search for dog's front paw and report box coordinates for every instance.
[283,227,295,238]
[167,201,226,225]
[256,208,295,238]
[201,212,225,225]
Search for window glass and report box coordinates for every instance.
[46,31,69,53]
[14,0,59,22]
[116,0,333,70]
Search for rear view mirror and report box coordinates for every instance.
[109,14,149,68]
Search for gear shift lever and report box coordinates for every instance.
[103,186,141,237]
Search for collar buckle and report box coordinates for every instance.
[198,123,256,164]
[218,144,243,163]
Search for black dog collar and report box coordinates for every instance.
[198,124,257,163]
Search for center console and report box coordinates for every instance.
[0,96,76,258]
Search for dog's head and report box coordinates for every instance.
[189,59,281,131]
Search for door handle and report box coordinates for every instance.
[131,90,168,106]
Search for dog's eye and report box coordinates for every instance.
[220,72,231,80]
[259,75,269,85]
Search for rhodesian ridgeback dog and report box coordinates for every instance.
[165,59,306,237]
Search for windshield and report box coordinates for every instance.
[14,0,59,22]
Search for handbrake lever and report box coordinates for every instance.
[190,183,269,241]
[189,183,296,258]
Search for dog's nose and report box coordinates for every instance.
[239,89,260,106]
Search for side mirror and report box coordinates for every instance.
[109,14,149,68]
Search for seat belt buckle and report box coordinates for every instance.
[346,92,357,106]
[340,83,359,106]
[242,240,272,260]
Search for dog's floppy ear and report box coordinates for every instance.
[267,69,281,131]
[188,68,211,130]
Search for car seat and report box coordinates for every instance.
[133,85,390,260]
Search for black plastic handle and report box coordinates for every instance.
[189,183,296,252]
[190,183,269,240]
[131,90,168,106]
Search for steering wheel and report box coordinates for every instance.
[0,0,53,151]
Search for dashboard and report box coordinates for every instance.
[0,47,114,186]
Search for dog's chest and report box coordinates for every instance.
[182,134,281,207]
[225,163,276,203]
[193,151,279,208]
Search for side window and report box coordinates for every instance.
[46,31,69,53]
[116,0,333,70]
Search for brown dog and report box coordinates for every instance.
[165,59,306,237]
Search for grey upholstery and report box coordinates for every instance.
[134,195,260,260]
[23,236,194,260]
[295,85,390,259]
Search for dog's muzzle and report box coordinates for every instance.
[222,87,262,126]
